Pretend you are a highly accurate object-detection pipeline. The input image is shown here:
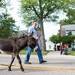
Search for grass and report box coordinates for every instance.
[69,50,75,56]
[20,49,49,55]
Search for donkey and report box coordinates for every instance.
[0,35,37,71]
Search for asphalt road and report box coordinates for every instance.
[0,51,75,75]
[0,69,75,75]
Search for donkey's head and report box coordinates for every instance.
[17,34,37,49]
[27,36,37,49]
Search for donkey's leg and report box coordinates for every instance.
[8,54,15,71]
[16,54,24,71]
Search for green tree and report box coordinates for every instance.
[0,0,3,7]
[50,34,75,48]
[59,0,75,25]
[0,13,18,38]
[21,0,74,50]
[60,9,75,25]
[0,0,18,38]
[49,35,61,44]
[49,35,61,51]
[61,35,75,46]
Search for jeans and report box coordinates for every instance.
[25,43,43,63]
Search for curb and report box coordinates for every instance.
[23,64,75,72]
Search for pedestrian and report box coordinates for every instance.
[64,44,68,55]
[60,44,64,55]
[24,20,47,64]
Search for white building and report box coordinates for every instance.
[46,40,54,51]
[61,24,75,36]
[61,24,75,49]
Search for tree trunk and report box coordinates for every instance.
[39,19,46,51]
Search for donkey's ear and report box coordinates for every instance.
[22,33,25,36]
[23,34,25,36]
[21,34,25,37]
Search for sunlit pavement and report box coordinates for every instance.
[0,70,75,75]
[0,51,75,75]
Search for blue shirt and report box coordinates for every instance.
[28,26,38,39]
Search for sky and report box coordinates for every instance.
[44,22,60,40]
[7,0,66,40]
[7,0,27,30]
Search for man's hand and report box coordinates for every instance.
[34,46,38,52]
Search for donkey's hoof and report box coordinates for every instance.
[21,68,24,71]
[8,69,12,71]
[8,67,12,71]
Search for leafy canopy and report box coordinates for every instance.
[21,0,73,24]
[0,13,18,38]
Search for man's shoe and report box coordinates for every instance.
[40,60,47,64]
[24,62,32,64]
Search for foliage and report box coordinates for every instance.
[0,0,7,8]
[50,34,75,45]
[0,0,18,38]
[0,13,18,38]
[0,0,3,7]
[59,0,75,24]
[60,9,75,25]
[21,0,73,24]
[61,35,75,44]
[49,35,61,44]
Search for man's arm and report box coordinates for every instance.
[28,27,33,36]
